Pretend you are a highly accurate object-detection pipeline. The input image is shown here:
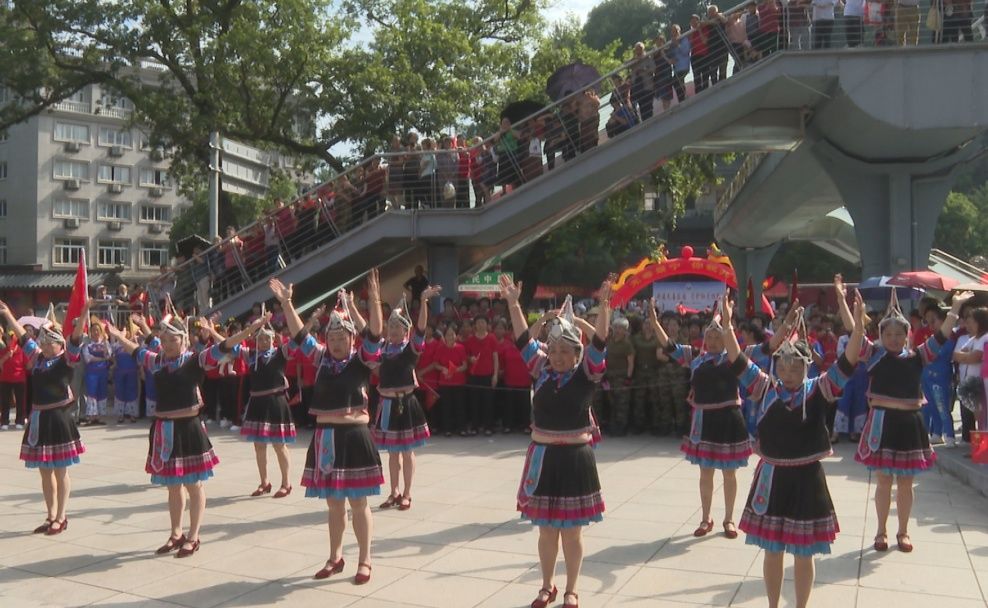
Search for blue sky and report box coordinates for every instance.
[544,0,598,23]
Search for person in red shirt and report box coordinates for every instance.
[465,316,500,435]
[432,324,468,436]
[495,319,532,433]
[416,329,442,430]
[0,331,28,428]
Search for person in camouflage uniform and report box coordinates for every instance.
[632,316,662,434]
[605,317,636,436]
[656,311,690,436]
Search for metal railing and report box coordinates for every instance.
[151,0,988,316]
[715,152,770,216]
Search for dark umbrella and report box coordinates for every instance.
[176,234,212,258]
[546,62,602,102]
[500,100,546,125]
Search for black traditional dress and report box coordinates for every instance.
[293,332,385,499]
[19,337,86,469]
[515,331,607,528]
[222,343,296,444]
[135,345,219,485]
[735,353,854,556]
[373,331,430,451]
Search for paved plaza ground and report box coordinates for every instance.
[1,423,987,607]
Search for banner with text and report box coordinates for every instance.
[651,281,725,312]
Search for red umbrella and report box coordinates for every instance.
[888,270,958,291]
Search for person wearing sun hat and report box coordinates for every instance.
[835,276,972,553]
[500,274,613,608]
[1,298,89,536]
[725,288,865,608]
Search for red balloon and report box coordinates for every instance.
[681,245,694,259]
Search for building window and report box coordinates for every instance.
[140,242,170,268]
[97,239,130,267]
[53,198,89,220]
[53,238,86,265]
[0,130,7,143]
[139,205,172,223]
[0,199,6,217]
[0,86,8,104]
[97,164,131,184]
[0,161,6,180]
[98,126,132,147]
[139,168,169,187]
[54,160,88,180]
[67,89,89,103]
[0,238,6,264]
[54,122,90,143]
[96,201,131,221]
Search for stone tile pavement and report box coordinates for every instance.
[1,423,987,607]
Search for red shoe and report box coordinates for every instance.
[273,485,292,499]
[397,496,412,511]
[354,562,372,585]
[175,538,200,558]
[723,521,738,539]
[45,519,68,536]
[251,483,272,497]
[313,557,345,580]
[33,519,53,534]
[896,533,913,553]
[563,591,579,607]
[156,534,186,555]
[693,519,714,537]
[874,533,889,552]
[531,586,557,608]
[379,493,399,509]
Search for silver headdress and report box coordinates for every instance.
[772,315,813,419]
[879,288,910,333]
[254,303,276,339]
[39,323,65,345]
[389,296,413,330]
[161,316,189,339]
[546,295,583,348]
[327,292,356,334]
[701,299,725,353]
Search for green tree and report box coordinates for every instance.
[582,0,663,53]
[767,242,860,284]
[0,0,544,188]
[933,191,979,259]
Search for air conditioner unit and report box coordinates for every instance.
[64,141,82,153]
[148,223,163,234]
[108,220,122,231]
[109,145,124,157]
[63,217,80,229]
[149,186,164,198]
[108,183,124,194]
[64,179,81,191]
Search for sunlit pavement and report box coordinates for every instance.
[1,423,987,607]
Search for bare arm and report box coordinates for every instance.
[767,302,802,352]
[71,299,92,342]
[269,278,303,337]
[845,291,866,367]
[723,293,743,363]
[105,323,140,354]
[0,301,25,340]
[418,286,442,333]
[341,290,367,332]
[366,267,383,337]
[221,313,272,349]
[646,299,671,347]
[834,274,853,331]
[944,291,973,340]
[593,276,615,342]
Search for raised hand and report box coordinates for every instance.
[834,274,846,300]
[367,267,380,299]
[853,290,867,328]
[421,285,442,302]
[647,298,658,322]
[498,274,521,304]
[0,300,10,317]
[721,292,734,328]
[269,278,293,302]
[598,273,616,303]
[953,290,976,310]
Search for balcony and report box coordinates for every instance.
[53,100,91,114]
[100,106,132,120]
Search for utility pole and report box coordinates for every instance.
[208,131,221,239]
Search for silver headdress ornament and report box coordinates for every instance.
[327,292,356,334]
[388,296,413,330]
[39,323,65,345]
[879,287,910,333]
[546,295,583,348]
[254,303,276,339]
[700,298,725,353]
[162,317,189,339]
[771,315,813,419]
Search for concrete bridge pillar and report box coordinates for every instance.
[811,140,978,278]
[427,244,459,314]
[722,242,780,318]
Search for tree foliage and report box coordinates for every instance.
[582,0,663,53]
[0,0,545,188]
[767,242,860,284]
[933,189,988,261]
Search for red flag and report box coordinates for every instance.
[790,268,799,305]
[745,277,756,319]
[63,250,88,335]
